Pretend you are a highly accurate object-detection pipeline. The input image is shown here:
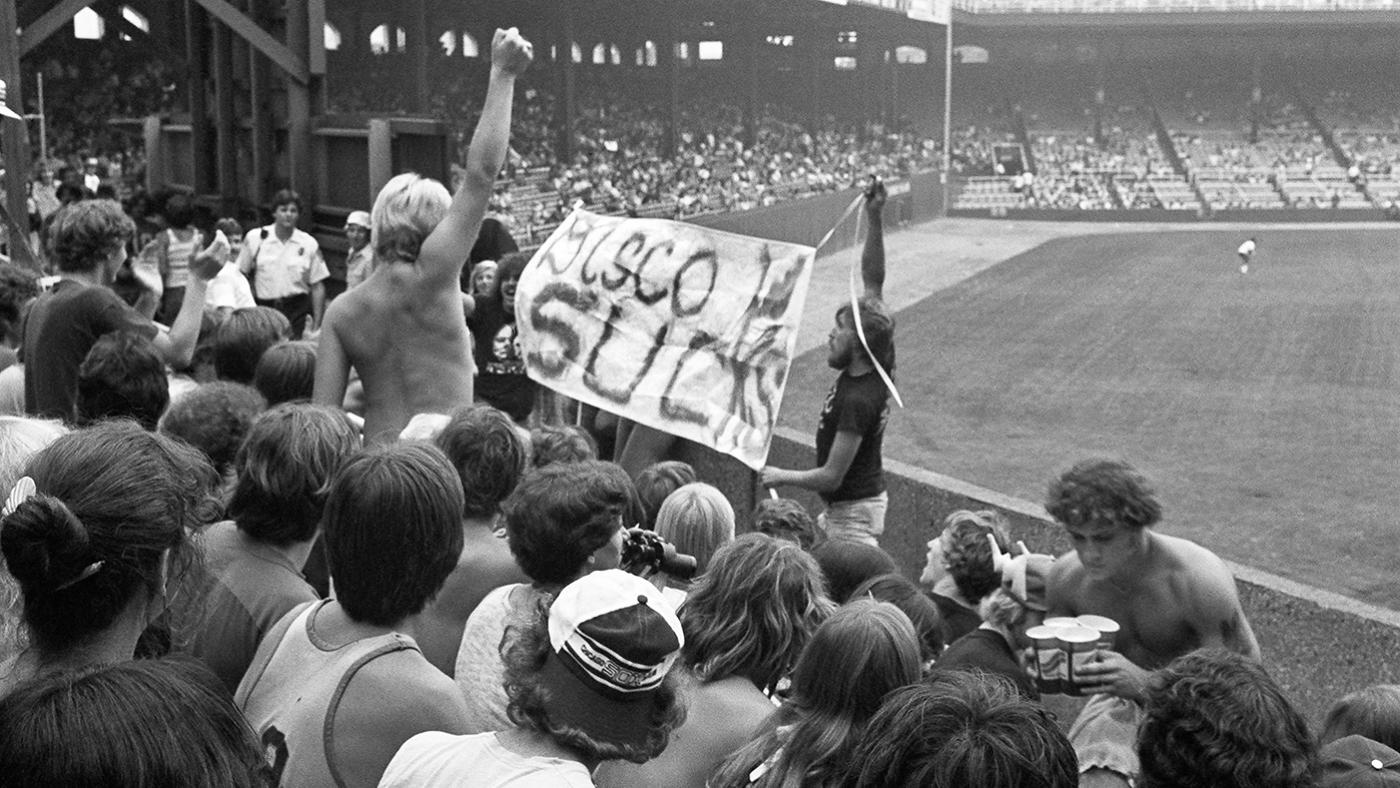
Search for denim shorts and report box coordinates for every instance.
[817,491,888,547]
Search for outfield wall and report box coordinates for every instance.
[675,426,1400,728]
[950,206,1396,223]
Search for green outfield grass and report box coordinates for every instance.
[780,228,1400,608]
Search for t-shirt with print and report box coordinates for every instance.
[21,279,158,420]
[813,369,889,505]
[467,297,536,423]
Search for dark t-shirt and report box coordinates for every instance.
[467,297,536,422]
[458,218,519,293]
[813,370,889,504]
[931,591,984,647]
[935,628,1040,701]
[22,279,157,421]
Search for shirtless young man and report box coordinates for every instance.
[313,28,532,443]
[1043,458,1260,787]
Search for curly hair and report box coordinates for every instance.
[158,382,267,477]
[46,200,135,273]
[751,498,821,550]
[1137,649,1317,788]
[501,597,685,764]
[634,461,697,530]
[529,424,598,469]
[504,461,633,585]
[938,510,1011,604]
[1046,459,1162,531]
[680,533,833,693]
[0,263,38,342]
[434,404,529,520]
[1322,685,1400,750]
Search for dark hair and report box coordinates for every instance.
[811,540,898,604]
[46,200,135,273]
[835,296,895,373]
[634,461,697,530]
[1138,649,1317,788]
[0,659,273,787]
[1322,685,1400,750]
[214,308,291,384]
[434,404,529,520]
[163,193,195,229]
[158,382,267,476]
[843,672,1077,788]
[502,598,685,764]
[680,533,833,694]
[0,263,38,342]
[938,510,1011,604]
[76,332,170,430]
[529,424,598,468]
[322,443,464,626]
[849,574,944,662]
[496,251,529,287]
[0,422,219,656]
[269,189,303,213]
[215,217,244,240]
[1046,458,1163,531]
[251,341,316,406]
[504,461,631,585]
[228,404,360,547]
[752,498,821,551]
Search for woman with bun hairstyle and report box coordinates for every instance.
[0,420,219,696]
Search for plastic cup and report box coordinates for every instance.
[1057,626,1102,696]
[1076,615,1120,651]
[1025,624,1066,694]
[1043,616,1079,630]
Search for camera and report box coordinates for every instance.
[620,527,698,580]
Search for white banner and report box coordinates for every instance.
[517,210,816,469]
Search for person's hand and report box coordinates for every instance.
[759,467,785,488]
[130,258,162,295]
[190,231,230,282]
[1071,650,1152,702]
[864,176,886,216]
[491,27,533,76]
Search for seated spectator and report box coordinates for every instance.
[75,331,169,429]
[1323,685,1400,751]
[811,539,897,603]
[711,598,923,788]
[1319,735,1400,788]
[843,671,1077,788]
[922,509,1011,645]
[252,340,316,405]
[0,421,218,697]
[596,533,833,788]
[188,403,360,693]
[1137,648,1317,788]
[454,460,633,734]
[849,573,945,670]
[213,306,290,385]
[236,442,471,788]
[414,404,531,677]
[935,549,1053,700]
[382,570,685,786]
[530,423,598,468]
[158,381,267,481]
[0,659,272,787]
[751,497,821,551]
[652,482,734,604]
[634,460,697,530]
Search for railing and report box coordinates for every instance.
[955,0,1395,12]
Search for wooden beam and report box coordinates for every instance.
[188,0,309,85]
[17,0,89,56]
[1,0,35,268]
[306,0,325,76]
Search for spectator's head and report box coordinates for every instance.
[927,509,1011,604]
[371,173,450,264]
[504,460,632,587]
[0,263,38,346]
[76,332,169,430]
[978,551,1054,650]
[751,497,821,550]
[269,189,302,231]
[680,533,833,693]
[849,573,944,664]
[343,210,370,253]
[252,341,316,405]
[214,308,290,384]
[1046,459,1161,582]
[434,404,530,522]
[158,382,266,477]
[1323,685,1400,751]
[634,460,697,530]
[811,539,897,603]
[497,251,529,312]
[530,424,598,468]
[215,218,245,260]
[503,569,685,765]
[0,422,218,660]
[844,672,1077,788]
[832,296,894,373]
[322,443,463,626]
[228,403,360,548]
[1138,648,1317,788]
[470,260,499,299]
[163,193,195,230]
[654,483,734,578]
[0,660,272,788]
[46,200,135,275]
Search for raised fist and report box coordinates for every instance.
[492,27,533,76]
[191,231,230,282]
[864,176,886,215]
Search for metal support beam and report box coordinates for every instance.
[189,0,310,85]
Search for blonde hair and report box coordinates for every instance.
[654,482,735,575]
[371,172,452,264]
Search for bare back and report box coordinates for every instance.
[317,263,474,443]
[411,525,527,677]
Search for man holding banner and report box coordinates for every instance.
[761,180,894,547]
